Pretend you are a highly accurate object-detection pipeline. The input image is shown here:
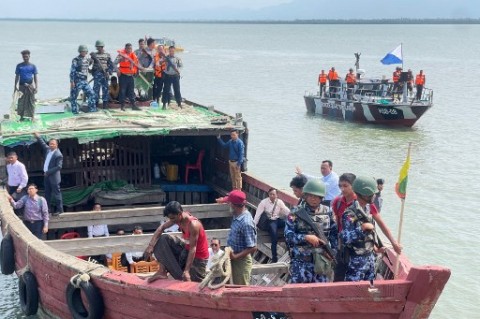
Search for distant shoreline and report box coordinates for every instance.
[1,18,480,24]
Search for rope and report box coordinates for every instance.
[69,273,91,289]
[199,247,232,290]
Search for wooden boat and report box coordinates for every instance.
[304,59,433,127]
[0,99,450,319]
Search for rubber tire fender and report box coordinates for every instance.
[19,271,39,316]
[0,233,15,275]
[66,280,104,319]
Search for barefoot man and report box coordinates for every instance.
[144,201,209,283]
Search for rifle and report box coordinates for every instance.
[350,201,384,249]
[295,208,336,263]
[116,50,153,89]
[90,52,109,79]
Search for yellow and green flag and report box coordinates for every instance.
[395,154,410,199]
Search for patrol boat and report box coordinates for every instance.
[304,56,433,127]
[0,99,449,319]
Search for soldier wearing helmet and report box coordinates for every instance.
[91,40,114,109]
[69,45,96,114]
[284,179,338,283]
[339,176,378,282]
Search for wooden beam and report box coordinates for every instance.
[48,204,231,229]
[45,229,272,256]
[251,262,289,275]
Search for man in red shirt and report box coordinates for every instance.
[145,201,209,283]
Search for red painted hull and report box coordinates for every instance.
[1,178,450,319]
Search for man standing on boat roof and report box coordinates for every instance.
[135,38,153,69]
[91,40,114,110]
[328,67,340,98]
[153,45,167,105]
[162,45,183,109]
[70,45,96,114]
[14,49,38,121]
[318,70,328,97]
[285,179,337,283]
[217,130,245,190]
[34,132,64,216]
[345,68,357,100]
[145,201,209,283]
[114,43,142,111]
[340,176,378,282]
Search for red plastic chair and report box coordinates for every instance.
[185,150,205,184]
[60,232,80,240]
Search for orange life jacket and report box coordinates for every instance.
[328,70,339,81]
[318,73,327,84]
[154,54,167,78]
[415,74,425,85]
[346,73,356,84]
[392,71,400,83]
[118,51,138,75]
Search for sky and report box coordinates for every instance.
[0,0,478,20]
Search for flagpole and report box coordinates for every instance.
[394,142,411,278]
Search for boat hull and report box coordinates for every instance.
[304,95,432,127]
[0,173,451,319]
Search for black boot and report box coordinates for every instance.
[162,103,167,110]
[121,104,125,111]
[132,105,141,111]
[103,101,108,109]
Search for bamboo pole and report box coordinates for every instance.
[394,142,412,278]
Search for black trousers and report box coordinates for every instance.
[44,177,63,213]
[416,85,424,100]
[119,74,136,106]
[153,76,164,101]
[162,74,181,105]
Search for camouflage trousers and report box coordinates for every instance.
[345,253,375,282]
[70,79,96,114]
[289,258,329,283]
[93,72,109,104]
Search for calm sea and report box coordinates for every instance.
[0,21,479,318]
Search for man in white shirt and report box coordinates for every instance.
[207,238,225,270]
[124,226,145,272]
[6,151,29,197]
[87,203,111,265]
[296,160,341,207]
[253,188,290,262]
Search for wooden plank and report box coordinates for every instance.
[48,203,231,229]
[45,229,272,256]
[251,262,289,275]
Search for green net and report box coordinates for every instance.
[62,180,129,206]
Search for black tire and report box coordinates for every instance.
[66,280,104,319]
[1,233,15,275]
[19,271,39,315]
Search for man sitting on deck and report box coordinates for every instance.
[144,201,209,282]
[123,225,146,272]
[87,203,111,266]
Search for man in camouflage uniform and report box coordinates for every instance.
[91,40,114,109]
[340,176,377,282]
[70,45,96,114]
[285,179,338,283]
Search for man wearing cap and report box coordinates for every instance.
[224,190,257,285]
[91,40,114,109]
[70,45,96,114]
[217,130,245,190]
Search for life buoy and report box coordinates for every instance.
[1,233,15,275]
[19,271,39,315]
[66,278,104,319]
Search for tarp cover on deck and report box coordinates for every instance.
[0,100,231,147]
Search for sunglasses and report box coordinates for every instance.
[211,243,218,247]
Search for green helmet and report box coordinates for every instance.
[78,45,88,53]
[302,179,326,197]
[352,176,377,196]
[95,40,105,47]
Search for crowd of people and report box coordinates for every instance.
[13,37,183,120]
[317,66,426,101]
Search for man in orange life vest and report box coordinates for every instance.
[392,66,402,99]
[415,70,426,100]
[153,45,167,105]
[318,70,328,97]
[328,67,340,98]
[345,68,356,100]
[114,43,142,111]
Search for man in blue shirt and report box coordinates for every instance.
[14,50,38,121]
[224,190,257,285]
[217,130,245,190]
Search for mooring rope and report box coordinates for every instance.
[199,247,232,290]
